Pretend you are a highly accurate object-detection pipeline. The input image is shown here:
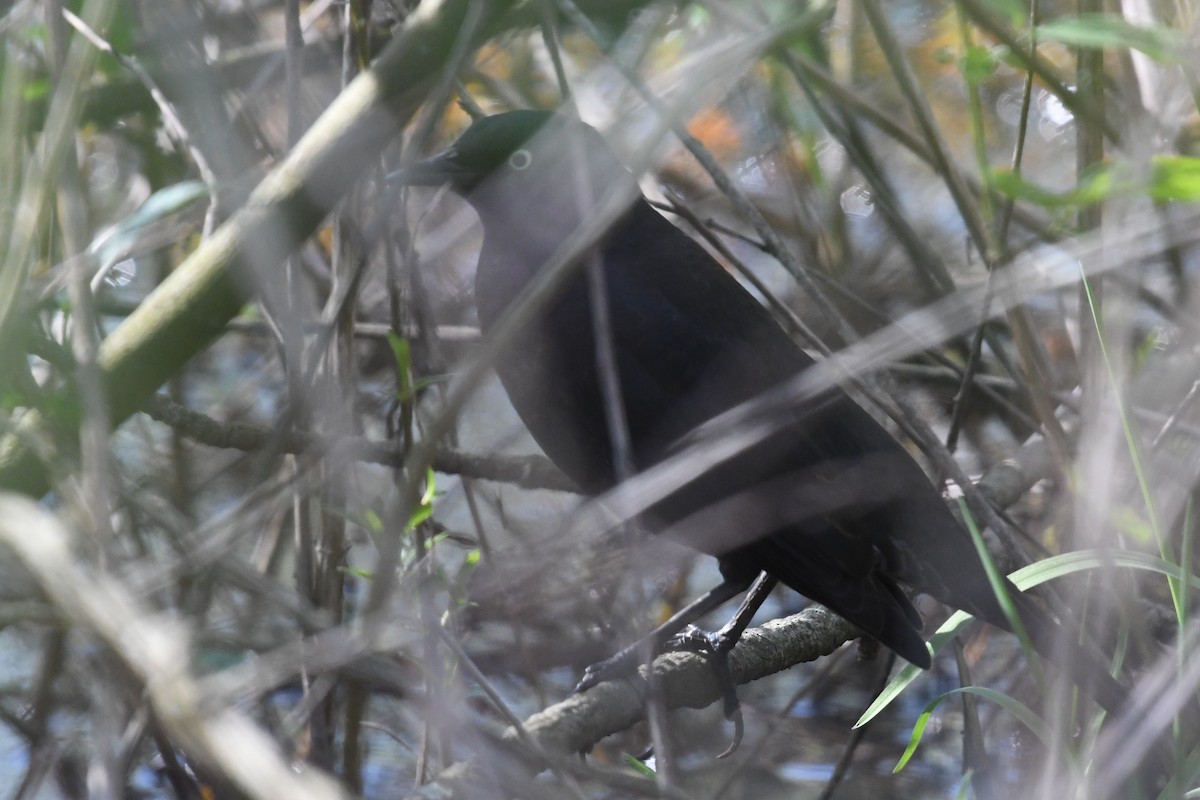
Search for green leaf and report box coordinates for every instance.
[859,547,1200,726]
[894,706,934,771]
[0,391,21,411]
[960,500,1042,686]
[405,504,433,532]
[953,770,975,800]
[387,330,410,370]
[403,468,438,532]
[1150,156,1200,202]
[413,374,452,393]
[21,77,50,102]
[1008,548,1200,591]
[961,44,998,83]
[1036,14,1183,62]
[995,156,1200,211]
[387,331,416,401]
[855,612,973,728]
[895,687,1069,773]
[989,164,1120,208]
[420,466,437,506]
[91,180,208,270]
[623,754,657,777]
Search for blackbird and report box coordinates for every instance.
[403,109,1129,715]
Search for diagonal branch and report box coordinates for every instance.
[0,0,517,498]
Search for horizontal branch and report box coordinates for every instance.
[404,606,858,799]
[406,431,1066,797]
[140,395,578,492]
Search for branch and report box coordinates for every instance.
[140,395,577,492]
[0,494,349,800]
[0,0,518,498]
[404,606,857,800]
[406,432,1064,797]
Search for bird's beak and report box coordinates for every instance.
[390,149,475,188]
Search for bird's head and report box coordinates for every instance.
[397,110,640,221]
[398,108,646,306]
[400,110,557,193]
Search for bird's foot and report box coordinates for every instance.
[573,626,745,758]
[666,625,744,758]
[573,643,643,695]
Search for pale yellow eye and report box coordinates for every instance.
[508,149,533,170]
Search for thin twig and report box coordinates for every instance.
[61,7,220,234]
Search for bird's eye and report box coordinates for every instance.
[508,149,533,170]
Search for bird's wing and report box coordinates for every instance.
[656,450,933,667]
[596,202,815,452]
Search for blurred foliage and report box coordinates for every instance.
[0,0,1198,798]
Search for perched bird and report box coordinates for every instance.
[403,109,1129,715]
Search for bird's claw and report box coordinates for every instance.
[575,626,745,758]
[667,625,744,757]
[572,663,607,695]
[573,668,600,695]
[572,646,641,694]
[716,711,745,759]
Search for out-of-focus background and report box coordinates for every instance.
[1,0,1199,797]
